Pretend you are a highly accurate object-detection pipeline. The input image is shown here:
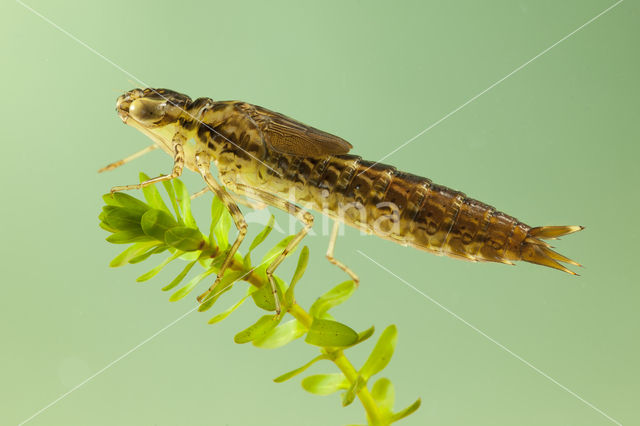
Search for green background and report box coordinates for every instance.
[2,0,638,425]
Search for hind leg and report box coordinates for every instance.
[191,186,267,210]
[232,183,313,316]
[326,220,359,285]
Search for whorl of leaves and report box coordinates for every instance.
[100,175,420,425]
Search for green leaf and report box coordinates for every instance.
[320,312,336,321]
[290,245,309,288]
[102,193,120,206]
[128,245,168,264]
[109,242,158,267]
[162,180,183,224]
[208,288,258,325]
[165,226,205,251]
[173,179,197,228]
[162,260,198,291]
[301,373,349,396]
[103,207,144,232]
[248,215,275,252]
[106,231,154,244]
[214,206,232,250]
[234,315,280,344]
[141,209,178,241]
[360,325,397,380]
[112,192,150,215]
[309,280,356,318]
[208,248,230,271]
[261,235,295,265]
[305,319,359,347]
[273,354,329,383]
[183,250,205,262]
[285,246,309,307]
[209,196,225,245]
[347,326,375,348]
[99,220,118,233]
[136,250,184,282]
[242,251,252,270]
[391,399,421,423]
[100,206,118,229]
[208,196,232,250]
[101,205,119,215]
[371,378,395,415]
[251,276,285,312]
[197,270,246,312]
[252,319,306,349]
[168,268,216,302]
[342,374,365,407]
[139,172,171,213]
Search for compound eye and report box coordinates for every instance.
[129,98,166,124]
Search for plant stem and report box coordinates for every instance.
[102,181,402,425]
[288,303,385,425]
[192,239,385,423]
[224,259,385,424]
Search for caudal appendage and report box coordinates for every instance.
[520,225,584,275]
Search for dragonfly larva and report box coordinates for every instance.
[103,88,583,314]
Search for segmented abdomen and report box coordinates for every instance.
[253,151,521,263]
[326,157,528,264]
[245,150,580,272]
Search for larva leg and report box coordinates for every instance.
[194,153,248,304]
[191,186,267,210]
[326,220,360,286]
[109,139,184,193]
[190,186,209,200]
[232,183,313,316]
[236,196,267,210]
[98,144,158,173]
[266,205,313,317]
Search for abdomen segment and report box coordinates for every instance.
[329,157,583,274]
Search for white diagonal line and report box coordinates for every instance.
[357,0,624,176]
[357,250,622,425]
[14,0,282,178]
[18,253,280,425]
[17,307,194,426]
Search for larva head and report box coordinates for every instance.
[116,88,192,128]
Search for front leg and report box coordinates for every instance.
[109,136,184,193]
[98,144,158,173]
[194,152,248,305]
